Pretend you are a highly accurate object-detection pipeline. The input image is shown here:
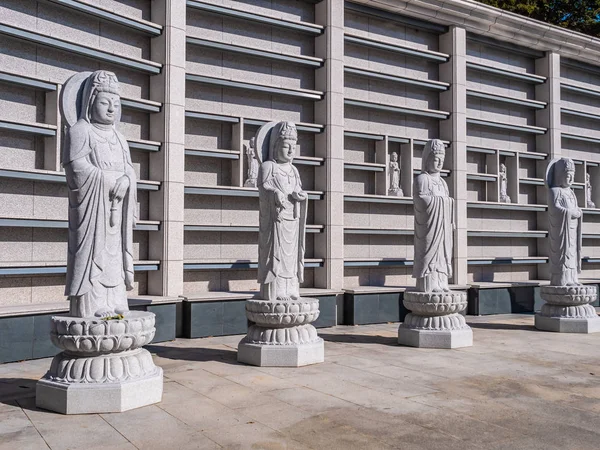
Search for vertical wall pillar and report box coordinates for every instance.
[314,0,345,290]
[148,0,186,296]
[439,26,468,286]
[536,52,561,158]
[44,88,61,172]
[536,52,561,280]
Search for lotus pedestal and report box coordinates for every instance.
[238,298,324,367]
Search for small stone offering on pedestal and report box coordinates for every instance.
[237,121,324,367]
[36,71,163,414]
[536,158,600,333]
[398,139,472,348]
[388,152,404,197]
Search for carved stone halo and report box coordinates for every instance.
[60,71,122,128]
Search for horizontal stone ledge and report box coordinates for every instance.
[467,90,546,109]
[467,258,549,266]
[0,24,162,74]
[186,74,324,100]
[466,61,546,84]
[184,186,323,200]
[183,259,324,270]
[0,168,161,191]
[0,261,160,276]
[43,0,162,36]
[186,0,324,35]
[0,218,160,231]
[344,67,449,91]
[344,34,449,62]
[186,37,323,67]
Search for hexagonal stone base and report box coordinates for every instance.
[398,327,473,349]
[535,314,600,333]
[36,369,163,414]
[238,338,324,367]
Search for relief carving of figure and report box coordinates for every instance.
[547,157,582,287]
[413,140,453,293]
[586,173,596,208]
[61,71,137,318]
[244,137,258,188]
[388,152,404,197]
[256,122,308,301]
[499,163,511,203]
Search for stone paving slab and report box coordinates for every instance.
[1,314,600,449]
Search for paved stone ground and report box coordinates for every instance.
[1,314,600,449]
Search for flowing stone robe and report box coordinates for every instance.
[549,186,581,286]
[258,160,307,300]
[412,172,453,291]
[63,119,137,317]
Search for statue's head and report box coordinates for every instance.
[552,157,575,188]
[81,71,120,125]
[587,172,591,182]
[500,163,506,173]
[422,139,445,174]
[269,121,297,163]
[390,152,398,162]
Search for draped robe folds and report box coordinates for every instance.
[63,119,137,317]
[548,186,582,283]
[258,161,307,299]
[412,173,453,281]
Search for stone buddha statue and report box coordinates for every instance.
[62,70,137,318]
[413,139,453,293]
[256,121,308,301]
[547,157,581,287]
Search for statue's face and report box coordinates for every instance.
[91,92,120,125]
[562,169,575,188]
[275,138,296,163]
[427,153,444,173]
[391,153,398,162]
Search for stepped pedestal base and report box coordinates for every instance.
[36,311,163,414]
[36,367,163,414]
[535,285,600,333]
[238,298,324,367]
[238,339,324,367]
[398,291,472,349]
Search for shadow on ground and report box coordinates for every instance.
[146,344,241,365]
[320,333,398,346]
[0,377,37,409]
[468,322,537,331]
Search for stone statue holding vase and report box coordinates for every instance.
[398,139,472,348]
[536,157,599,333]
[36,71,163,414]
[238,121,324,367]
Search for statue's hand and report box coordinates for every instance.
[572,209,582,219]
[292,191,307,202]
[110,175,130,202]
[275,191,286,208]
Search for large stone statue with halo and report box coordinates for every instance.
[36,71,163,414]
[536,157,599,333]
[238,121,324,367]
[398,139,472,348]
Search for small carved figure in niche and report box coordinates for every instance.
[255,122,308,301]
[244,137,258,188]
[546,157,582,286]
[586,173,596,208]
[413,140,453,293]
[388,152,404,197]
[499,163,511,203]
[61,71,137,318]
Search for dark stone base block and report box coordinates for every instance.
[343,291,407,325]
